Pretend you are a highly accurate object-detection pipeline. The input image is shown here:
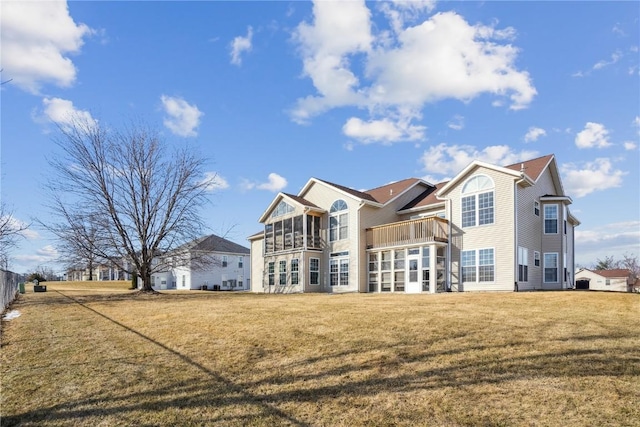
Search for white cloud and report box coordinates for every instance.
[41,97,97,128]
[634,116,640,129]
[14,245,59,264]
[575,122,611,149]
[524,126,546,143]
[623,141,637,150]
[447,115,464,131]
[343,111,426,143]
[0,1,92,94]
[230,26,253,66]
[561,158,626,198]
[160,95,203,137]
[575,221,640,266]
[242,173,288,192]
[419,143,539,178]
[201,172,229,192]
[0,216,39,240]
[593,50,622,70]
[291,2,536,145]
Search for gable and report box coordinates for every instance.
[258,192,324,223]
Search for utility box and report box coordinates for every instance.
[34,285,47,292]
[19,283,25,294]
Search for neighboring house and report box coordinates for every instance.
[574,268,636,292]
[152,234,250,291]
[249,154,579,294]
[65,261,133,281]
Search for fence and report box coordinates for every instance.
[1,269,21,313]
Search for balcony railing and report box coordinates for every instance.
[366,217,448,249]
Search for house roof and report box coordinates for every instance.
[364,178,425,204]
[315,179,379,203]
[591,269,632,278]
[398,181,448,211]
[185,234,250,254]
[504,154,554,182]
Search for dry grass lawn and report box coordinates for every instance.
[1,282,639,426]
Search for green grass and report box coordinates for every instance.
[1,285,639,426]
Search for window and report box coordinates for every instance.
[606,279,610,286]
[422,246,430,292]
[462,248,495,283]
[544,253,558,282]
[222,256,228,267]
[271,201,294,218]
[268,262,275,286]
[368,253,378,292]
[461,175,494,228]
[309,258,319,285]
[544,205,558,234]
[518,247,528,282]
[534,251,540,267]
[306,215,321,249]
[330,252,349,286]
[534,201,540,216]
[291,259,299,285]
[394,250,405,270]
[329,200,348,241]
[478,249,495,282]
[381,251,392,271]
[238,256,243,268]
[279,260,287,285]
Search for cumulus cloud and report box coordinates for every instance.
[160,95,203,137]
[623,141,637,150]
[343,111,426,143]
[524,126,546,143]
[201,172,229,192]
[0,1,92,94]
[419,143,539,178]
[291,2,536,144]
[230,26,253,66]
[41,97,97,128]
[575,122,611,149]
[241,173,287,192]
[561,158,626,198]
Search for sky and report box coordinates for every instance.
[1,0,639,275]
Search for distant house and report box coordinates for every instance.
[249,154,579,294]
[151,234,250,291]
[574,269,636,292]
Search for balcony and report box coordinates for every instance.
[366,217,448,249]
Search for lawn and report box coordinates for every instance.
[1,284,638,426]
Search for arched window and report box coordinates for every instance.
[461,175,495,228]
[329,199,348,241]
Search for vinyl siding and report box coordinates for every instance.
[516,168,555,290]
[446,166,516,292]
[250,237,265,292]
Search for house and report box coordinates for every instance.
[152,234,250,291]
[574,268,636,292]
[249,154,579,294]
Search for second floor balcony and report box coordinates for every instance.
[366,217,448,250]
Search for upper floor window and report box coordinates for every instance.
[461,175,494,228]
[329,199,348,241]
[238,256,243,268]
[544,204,558,234]
[271,201,294,218]
[222,255,228,267]
[534,201,540,216]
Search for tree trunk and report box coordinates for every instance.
[140,271,155,292]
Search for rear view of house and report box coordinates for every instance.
[249,154,579,294]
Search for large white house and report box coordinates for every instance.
[152,234,250,291]
[249,154,579,294]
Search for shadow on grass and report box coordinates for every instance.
[2,290,311,427]
[2,290,638,426]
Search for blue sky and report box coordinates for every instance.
[1,0,639,274]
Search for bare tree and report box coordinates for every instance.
[46,117,215,292]
[0,203,29,268]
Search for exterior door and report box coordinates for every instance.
[406,253,421,293]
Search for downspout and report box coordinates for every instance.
[514,180,519,292]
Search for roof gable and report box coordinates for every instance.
[182,234,250,254]
[398,181,448,211]
[364,178,425,204]
[258,192,323,223]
